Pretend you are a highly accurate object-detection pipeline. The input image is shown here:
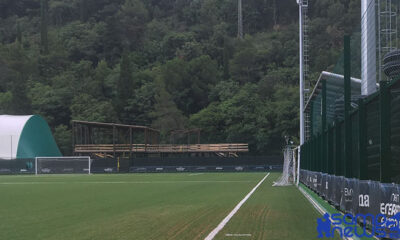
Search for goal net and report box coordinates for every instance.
[273,146,296,186]
[35,156,91,175]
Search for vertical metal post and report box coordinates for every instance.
[311,136,317,171]
[297,0,306,180]
[88,157,91,174]
[292,148,296,183]
[35,157,37,175]
[380,81,392,182]
[358,98,367,180]
[237,0,243,39]
[298,0,305,145]
[309,103,314,138]
[318,134,322,172]
[313,137,316,171]
[344,35,352,178]
[129,127,132,161]
[317,134,322,172]
[72,121,75,156]
[113,125,116,160]
[310,141,312,172]
[308,140,311,171]
[327,126,334,174]
[335,121,342,176]
[307,141,312,171]
[308,141,311,171]
[302,143,306,170]
[307,141,310,171]
[322,79,327,173]
[316,137,319,172]
[297,147,300,185]
[332,125,336,175]
[303,142,306,171]
[309,140,312,171]
[361,0,378,94]
[117,157,120,173]
[315,136,318,172]
[303,142,311,170]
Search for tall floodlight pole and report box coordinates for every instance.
[361,0,377,94]
[238,0,243,39]
[296,0,306,186]
[297,0,305,146]
[298,0,305,145]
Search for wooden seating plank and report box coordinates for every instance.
[74,143,248,153]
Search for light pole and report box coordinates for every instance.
[238,0,243,39]
[297,0,305,145]
[296,0,305,186]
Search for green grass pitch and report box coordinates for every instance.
[0,173,336,240]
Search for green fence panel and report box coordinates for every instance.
[380,81,392,183]
[365,98,380,181]
[335,121,343,176]
[332,124,337,175]
[351,111,360,179]
[390,84,400,183]
[340,121,346,176]
[327,126,334,174]
[359,98,367,180]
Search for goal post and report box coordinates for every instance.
[273,146,296,186]
[35,156,91,175]
[296,146,300,186]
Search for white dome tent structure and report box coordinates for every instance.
[0,115,61,160]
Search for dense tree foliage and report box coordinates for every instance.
[0,0,360,154]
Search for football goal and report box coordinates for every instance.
[35,156,91,175]
[273,146,297,186]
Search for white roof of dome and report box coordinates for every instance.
[0,115,33,159]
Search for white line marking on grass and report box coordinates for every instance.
[0,182,68,185]
[0,180,255,185]
[298,186,326,215]
[204,172,270,240]
[189,173,204,176]
[225,233,251,237]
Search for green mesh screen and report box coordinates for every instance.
[340,122,345,176]
[301,3,400,182]
[365,98,380,181]
[351,111,360,178]
[308,32,361,137]
[390,81,400,182]
[327,126,334,174]
[332,125,337,174]
[312,95,321,137]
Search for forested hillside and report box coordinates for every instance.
[0,0,360,154]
